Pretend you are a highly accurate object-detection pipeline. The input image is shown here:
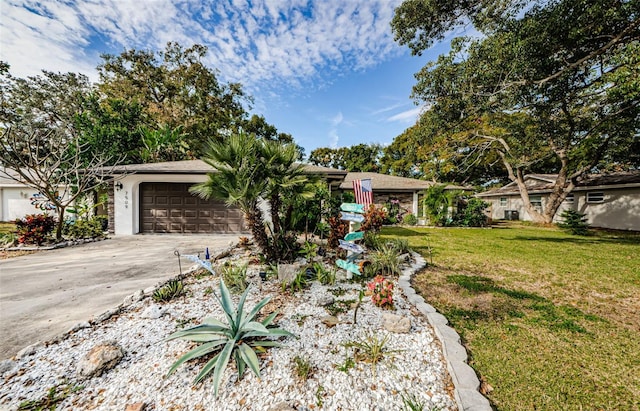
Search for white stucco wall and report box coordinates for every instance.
[1,186,72,221]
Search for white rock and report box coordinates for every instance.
[141,305,168,319]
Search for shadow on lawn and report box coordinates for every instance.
[444,274,604,334]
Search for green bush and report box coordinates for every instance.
[370,243,401,276]
[452,197,489,227]
[558,209,589,235]
[63,216,107,239]
[402,213,417,226]
[165,280,293,396]
[15,214,56,245]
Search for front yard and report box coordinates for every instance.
[382,223,640,410]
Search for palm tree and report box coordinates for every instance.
[190,132,270,255]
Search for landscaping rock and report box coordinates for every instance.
[77,341,124,379]
[124,402,147,411]
[314,294,335,307]
[68,321,91,333]
[141,305,168,319]
[267,402,296,411]
[277,263,303,284]
[382,313,411,333]
[16,341,43,359]
[321,315,340,327]
[0,360,15,375]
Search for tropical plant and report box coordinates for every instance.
[220,262,248,294]
[558,209,590,235]
[63,216,106,239]
[370,244,401,277]
[366,275,395,309]
[423,185,457,226]
[282,269,308,293]
[327,216,348,249]
[153,279,185,303]
[360,205,387,232]
[165,280,293,396]
[314,263,336,285]
[299,241,318,259]
[388,238,410,255]
[401,392,429,411]
[14,214,56,245]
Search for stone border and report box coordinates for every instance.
[399,252,492,411]
[2,236,107,251]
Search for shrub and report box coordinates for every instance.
[165,280,293,396]
[366,275,394,309]
[220,262,248,294]
[153,279,185,303]
[327,216,348,249]
[361,205,386,233]
[363,231,382,250]
[299,241,318,259]
[452,197,488,227]
[63,216,106,239]
[387,238,410,254]
[402,213,418,226]
[558,209,590,235]
[14,214,56,245]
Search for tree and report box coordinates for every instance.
[391,0,640,222]
[0,128,117,240]
[191,132,311,262]
[308,144,381,171]
[97,43,250,155]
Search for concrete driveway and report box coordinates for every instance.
[0,234,239,359]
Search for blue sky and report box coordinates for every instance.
[1,0,453,156]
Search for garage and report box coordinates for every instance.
[140,182,246,233]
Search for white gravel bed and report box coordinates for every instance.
[0,266,456,411]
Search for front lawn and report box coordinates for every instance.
[382,223,640,410]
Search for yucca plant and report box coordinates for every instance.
[165,280,294,396]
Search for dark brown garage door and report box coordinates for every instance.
[140,182,247,233]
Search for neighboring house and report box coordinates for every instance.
[106,160,347,235]
[477,172,640,231]
[340,172,468,219]
[0,171,70,221]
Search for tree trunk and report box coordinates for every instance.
[245,207,271,260]
[55,206,66,241]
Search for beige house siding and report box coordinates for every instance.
[484,187,640,231]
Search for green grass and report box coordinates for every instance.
[382,223,640,411]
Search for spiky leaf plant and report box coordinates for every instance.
[165,280,293,396]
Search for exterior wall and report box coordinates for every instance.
[483,187,640,231]
[373,192,415,215]
[0,186,72,221]
[113,174,207,235]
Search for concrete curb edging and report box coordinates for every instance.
[400,252,492,411]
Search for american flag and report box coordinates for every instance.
[352,179,373,209]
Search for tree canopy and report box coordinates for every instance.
[308,143,382,172]
[391,0,640,222]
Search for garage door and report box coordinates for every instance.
[140,183,247,233]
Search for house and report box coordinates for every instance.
[0,170,71,221]
[340,172,469,220]
[476,172,640,231]
[106,160,346,235]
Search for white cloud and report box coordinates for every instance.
[331,112,344,127]
[0,0,405,94]
[386,106,425,123]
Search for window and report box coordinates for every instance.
[530,195,542,208]
[587,192,604,203]
[564,193,574,203]
[499,197,507,206]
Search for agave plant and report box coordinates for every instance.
[165,280,293,396]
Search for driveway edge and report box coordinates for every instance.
[399,252,492,411]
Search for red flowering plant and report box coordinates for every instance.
[366,275,394,309]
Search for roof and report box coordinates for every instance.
[104,160,347,183]
[339,172,469,192]
[0,168,28,187]
[477,172,640,197]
